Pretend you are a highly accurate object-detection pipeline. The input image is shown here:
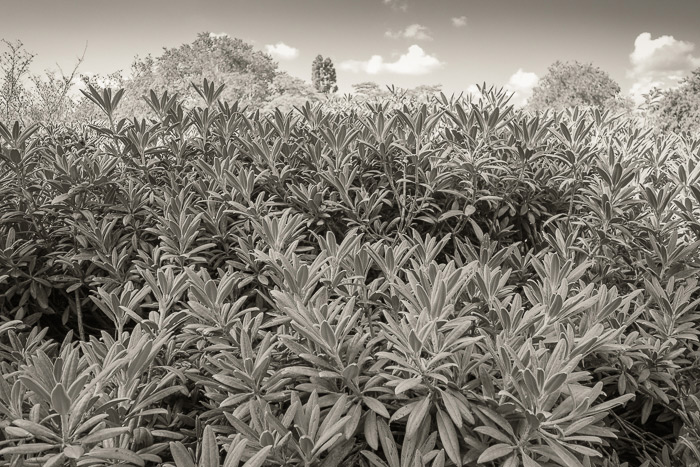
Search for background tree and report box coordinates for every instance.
[405,83,443,103]
[527,60,622,112]
[0,39,35,123]
[351,81,386,99]
[0,34,323,124]
[263,71,319,113]
[311,55,338,93]
[0,39,89,126]
[645,69,700,135]
[118,33,279,116]
[26,47,86,125]
[351,83,442,105]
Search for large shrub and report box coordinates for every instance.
[0,82,699,466]
[645,69,700,136]
[527,60,625,112]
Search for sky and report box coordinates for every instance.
[2,0,700,105]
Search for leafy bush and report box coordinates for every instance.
[644,68,700,137]
[1,81,699,467]
[526,60,630,113]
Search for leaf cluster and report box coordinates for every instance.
[0,82,699,466]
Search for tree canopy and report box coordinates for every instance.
[263,72,319,113]
[119,33,279,115]
[645,69,700,135]
[527,60,622,112]
[0,40,34,123]
[0,34,326,122]
[311,55,338,93]
[351,81,385,98]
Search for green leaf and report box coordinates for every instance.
[80,427,130,445]
[361,450,390,467]
[543,373,568,394]
[200,425,220,467]
[389,402,416,423]
[405,396,430,440]
[44,453,67,467]
[564,416,596,436]
[377,418,400,467]
[20,376,51,404]
[364,410,379,450]
[313,415,350,455]
[474,426,512,444]
[522,452,540,467]
[440,391,464,428]
[438,210,464,223]
[544,438,584,467]
[131,385,188,413]
[86,447,146,466]
[364,396,390,418]
[395,377,422,395]
[0,443,56,455]
[436,409,461,466]
[503,454,519,467]
[51,383,71,416]
[477,444,515,463]
[223,436,247,467]
[431,450,446,467]
[320,439,355,467]
[64,445,85,459]
[12,420,61,442]
[4,426,31,438]
[241,445,272,467]
[170,442,196,467]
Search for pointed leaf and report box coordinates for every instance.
[170,441,196,467]
[406,396,430,440]
[477,444,515,463]
[241,445,272,467]
[86,448,146,466]
[200,425,219,467]
[437,409,461,466]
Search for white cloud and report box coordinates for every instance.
[628,32,700,103]
[382,0,408,12]
[503,69,539,107]
[451,16,468,28]
[628,79,664,103]
[465,84,482,101]
[386,46,441,74]
[340,45,443,75]
[385,24,432,41]
[265,42,300,60]
[209,32,229,39]
[630,32,699,75]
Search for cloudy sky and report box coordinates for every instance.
[3,0,700,105]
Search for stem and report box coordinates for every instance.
[567,169,578,230]
[365,305,375,339]
[400,154,408,232]
[75,289,85,341]
[71,219,85,340]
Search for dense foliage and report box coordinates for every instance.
[1,82,700,467]
[0,39,85,126]
[106,33,303,118]
[6,35,700,137]
[527,61,631,114]
[644,68,700,136]
[311,56,338,94]
[0,35,321,125]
